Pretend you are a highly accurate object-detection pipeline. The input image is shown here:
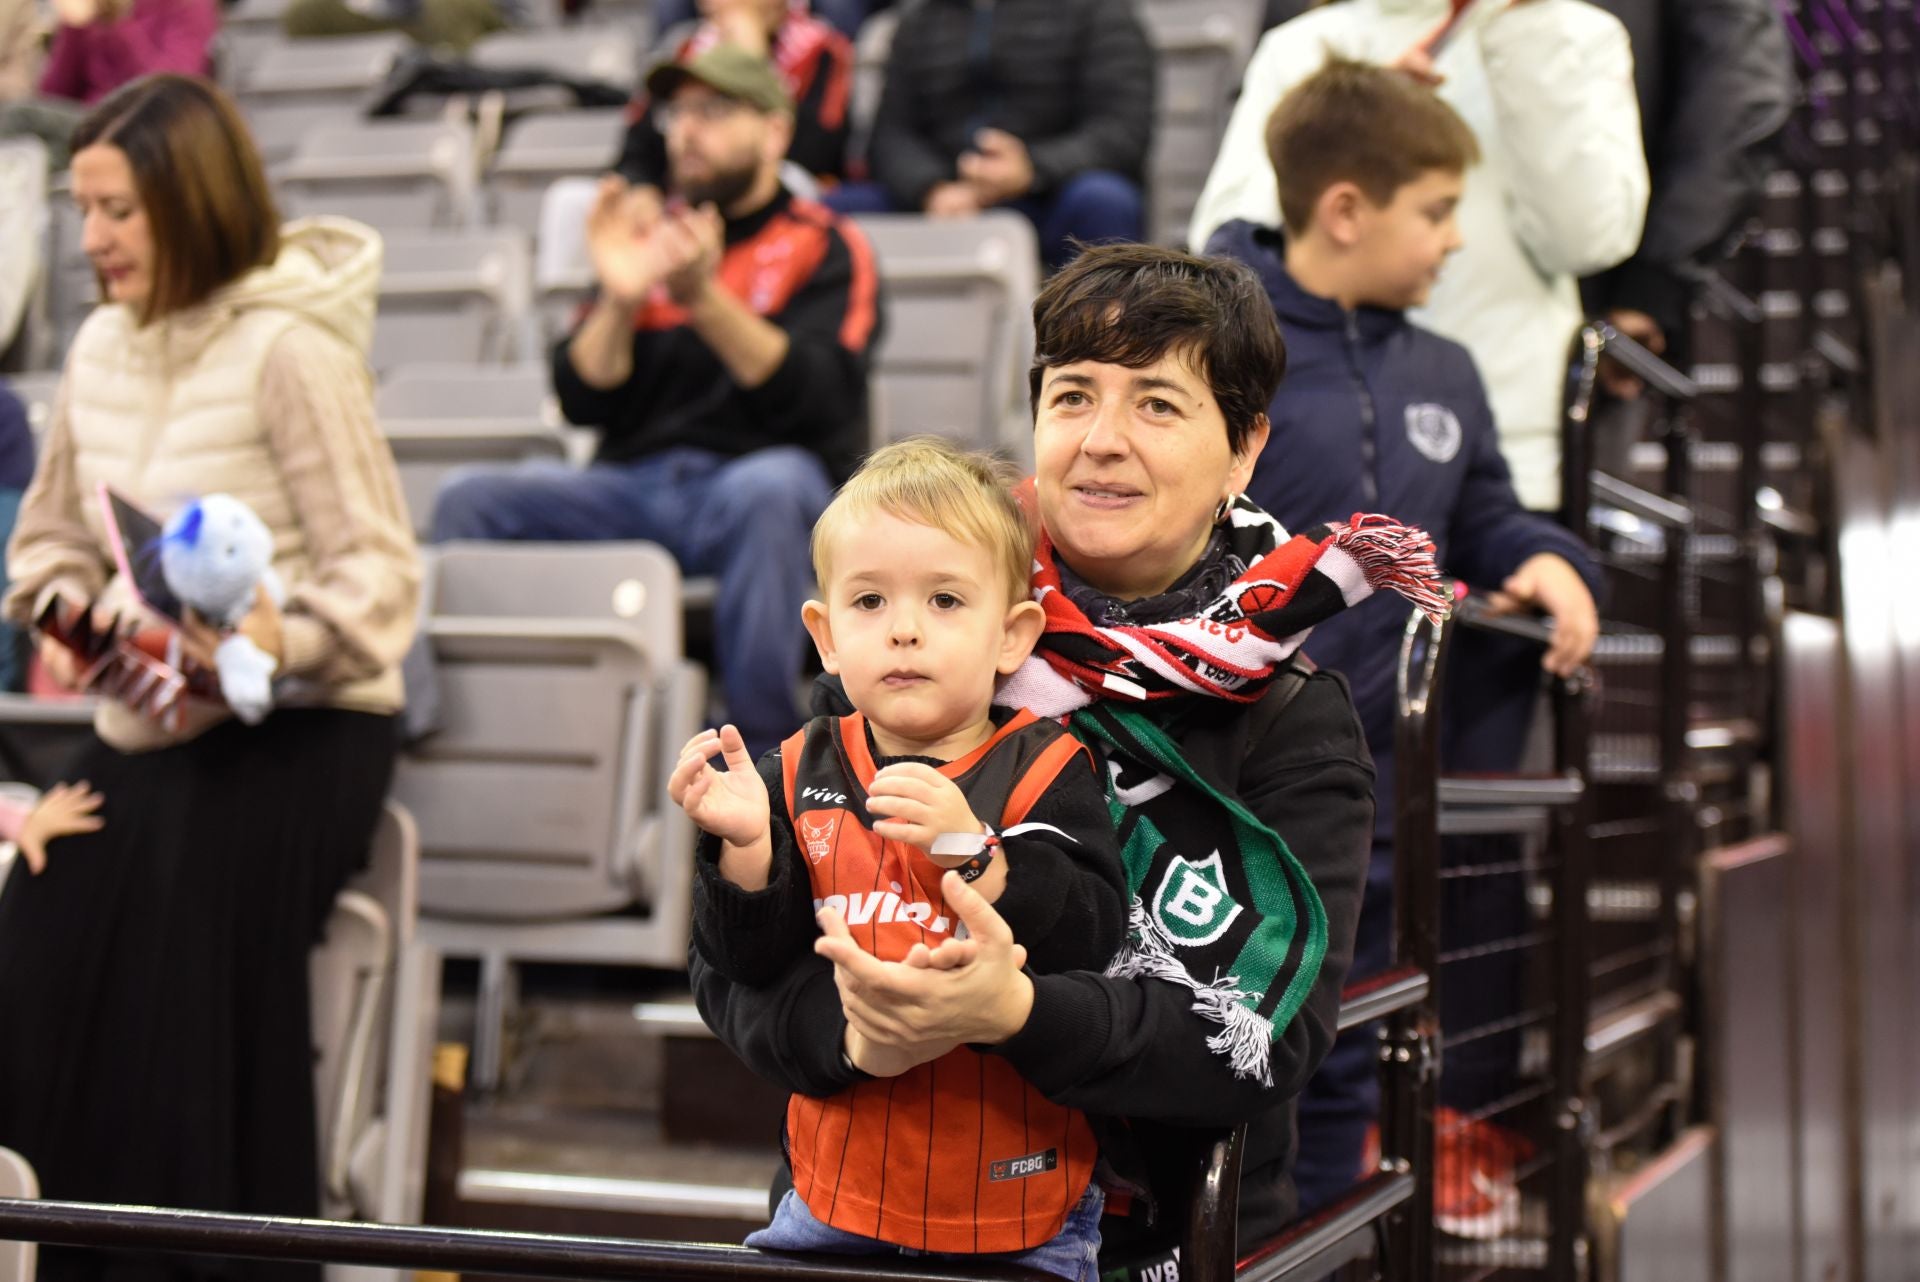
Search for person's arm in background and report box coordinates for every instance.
[1186,17,1342,252]
[1475,0,1649,278]
[1582,0,1793,355]
[1020,0,1155,197]
[41,0,217,99]
[866,15,953,209]
[36,17,83,99]
[1441,363,1603,675]
[0,0,44,100]
[1,378,108,630]
[612,98,669,189]
[258,326,422,686]
[786,32,854,184]
[713,214,878,444]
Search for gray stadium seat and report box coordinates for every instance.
[470,26,641,90]
[532,177,597,341]
[309,802,439,1268]
[395,541,706,1087]
[374,363,569,534]
[850,210,1040,460]
[486,109,627,235]
[372,229,536,372]
[0,1146,33,1282]
[234,32,411,112]
[276,117,481,234]
[241,99,364,167]
[1138,0,1265,246]
[215,0,294,85]
[45,194,94,363]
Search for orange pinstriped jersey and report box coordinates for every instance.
[779,710,1099,1254]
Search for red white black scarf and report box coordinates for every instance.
[999,496,1451,717]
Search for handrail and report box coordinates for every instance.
[1234,1173,1416,1282]
[1589,324,1700,401]
[1589,472,1697,531]
[0,1201,1055,1282]
[1335,966,1430,1031]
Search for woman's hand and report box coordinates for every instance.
[841,1024,946,1079]
[17,781,106,874]
[36,635,83,691]
[51,0,99,27]
[866,763,983,854]
[236,584,285,667]
[815,871,1036,1049]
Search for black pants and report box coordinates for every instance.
[0,709,398,1282]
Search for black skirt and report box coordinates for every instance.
[0,709,399,1282]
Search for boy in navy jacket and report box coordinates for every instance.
[1206,58,1603,1234]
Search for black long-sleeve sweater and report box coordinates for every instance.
[552,188,880,483]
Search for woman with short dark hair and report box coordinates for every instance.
[0,74,417,1282]
[696,242,1445,1271]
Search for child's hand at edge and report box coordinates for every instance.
[17,781,106,874]
[866,763,983,854]
[667,725,774,889]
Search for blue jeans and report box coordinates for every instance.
[428,446,832,759]
[748,1185,1105,1282]
[824,170,1145,270]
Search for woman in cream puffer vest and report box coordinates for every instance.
[0,75,418,1281]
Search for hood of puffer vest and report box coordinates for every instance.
[122,216,382,362]
[217,216,381,354]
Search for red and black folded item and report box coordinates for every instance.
[34,596,220,730]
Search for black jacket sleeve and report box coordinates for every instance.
[867,12,955,209]
[1023,0,1157,195]
[614,100,667,187]
[990,745,1127,976]
[787,37,853,183]
[1442,376,1606,605]
[689,750,819,987]
[733,221,878,448]
[988,672,1376,1125]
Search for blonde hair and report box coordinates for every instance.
[812,437,1034,606]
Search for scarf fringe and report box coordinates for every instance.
[1104,896,1276,1086]
[1333,515,1453,626]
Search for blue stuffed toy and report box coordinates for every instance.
[159,495,285,725]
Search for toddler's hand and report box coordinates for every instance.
[16,781,105,874]
[866,763,982,854]
[667,724,769,847]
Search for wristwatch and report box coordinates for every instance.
[929,826,1002,883]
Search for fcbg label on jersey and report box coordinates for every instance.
[989,1148,1059,1182]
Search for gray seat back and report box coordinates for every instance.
[851,210,1039,460]
[396,542,686,921]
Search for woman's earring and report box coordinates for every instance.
[1214,495,1234,526]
